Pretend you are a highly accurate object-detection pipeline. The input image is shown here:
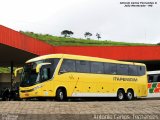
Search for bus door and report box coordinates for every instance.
[39,64,53,96]
[39,59,60,97]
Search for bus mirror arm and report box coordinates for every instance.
[36,63,51,73]
[14,67,23,77]
[36,66,41,73]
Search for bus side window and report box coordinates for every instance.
[110,64,117,74]
[76,60,90,73]
[41,67,51,81]
[60,59,76,73]
[128,65,138,76]
[91,62,104,74]
[104,63,117,74]
[157,75,160,82]
[137,66,146,76]
[104,63,110,74]
[117,64,128,75]
[148,75,154,83]
[40,65,52,82]
[45,58,60,78]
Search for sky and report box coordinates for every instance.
[0,0,160,44]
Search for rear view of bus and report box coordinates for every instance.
[148,71,160,97]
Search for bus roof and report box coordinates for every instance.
[147,70,160,75]
[26,54,145,66]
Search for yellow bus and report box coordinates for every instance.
[15,54,148,101]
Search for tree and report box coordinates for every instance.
[61,30,74,37]
[96,33,101,40]
[84,32,92,39]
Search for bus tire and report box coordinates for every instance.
[56,88,66,101]
[117,89,125,101]
[126,89,134,100]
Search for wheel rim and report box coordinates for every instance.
[127,92,132,100]
[59,91,64,100]
[118,92,124,100]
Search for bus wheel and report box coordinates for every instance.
[56,88,66,101]
[126,90,134,100]
[117,89,125,101]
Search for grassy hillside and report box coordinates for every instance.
[0,67,10,73]
[21,31,155,46]
[0,67,17,73]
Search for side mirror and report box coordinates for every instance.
[14,67,23,77]
[36,63,51,73]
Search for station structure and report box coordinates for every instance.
[0,25,160,89]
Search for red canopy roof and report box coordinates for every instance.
[0,25,54,55]
[54,46,160,61]
[0,25,160,66]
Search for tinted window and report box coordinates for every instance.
[157,75,160,82]
[91,62,104,74]
[137,66,145,76]
[104,63,117,74]
[76,60,90,73]
[152,75,160,82]
[41,67,51,82]
[117,64,128,75]
[110,64,117,74]
[148,75,154,83]
[45,59,60,78]
[128,65,137,76]
[104,63,110,74]
[60,59,76,72]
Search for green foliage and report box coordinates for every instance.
[0,67,10,73]
[96,33,101,40]
[20,31,155,46]
[61,30,74,37]
[84,32,92,39]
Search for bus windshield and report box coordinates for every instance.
[20,58,60,87]
[20,61,43,87]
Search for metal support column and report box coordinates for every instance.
[10,61,14,91]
